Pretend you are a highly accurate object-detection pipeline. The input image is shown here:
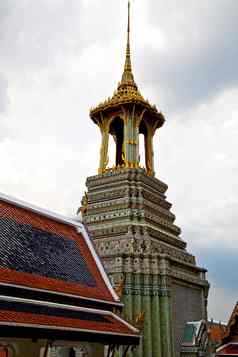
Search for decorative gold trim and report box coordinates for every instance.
[125,140,137,145]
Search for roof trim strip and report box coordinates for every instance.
[0,282,122,308]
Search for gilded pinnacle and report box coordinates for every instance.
[119,0,136,88]
[90,1,163,120]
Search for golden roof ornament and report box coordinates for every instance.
[90,1,163,120]
[119,0,136,88]
[78,191,89,216]
[134,311,145,331]
[115,279,125,299]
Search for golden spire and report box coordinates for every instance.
[90,0,165,128]
[119,0,137,88]
[125,0,131,72]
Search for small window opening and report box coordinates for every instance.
[109,117,125,166]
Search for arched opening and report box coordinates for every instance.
[108,135,116,168]
[139,120,147,169]
[109,117,125,166]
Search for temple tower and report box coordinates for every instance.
[82,3,209,356]
[92,1,163,178]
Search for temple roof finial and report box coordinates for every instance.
[90,0,164,124]
[126,0,131,71]
[119,0,136,88]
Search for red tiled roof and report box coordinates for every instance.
[223,302,238,341]
[209,323,226,343]
[0,296,139,344]
[217,343,238,355]
[0,199,117,304]
[0,194,140,344]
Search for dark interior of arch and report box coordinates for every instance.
[139,119,147,136]
[109,117,124,166]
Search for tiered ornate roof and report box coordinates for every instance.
[0,192,140,345]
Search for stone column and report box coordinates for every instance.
[145,127,154,177]
[151,256,162,357]
[142,257,152,357]
[125,109,139,168]
[124,111,136,168]
[98,122,109,174]
[125,111,131,165]
[124,257,133,323]
[133,259,143,357]
[159,258,174,357]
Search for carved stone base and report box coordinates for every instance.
[83,170,209,357]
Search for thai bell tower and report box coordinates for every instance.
[82,2,209,357]
[91,1,164,178]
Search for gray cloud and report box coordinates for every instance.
[0,0,126,72]
[0,75,8,113]
[138,0,238,113]
[0,0,84,69]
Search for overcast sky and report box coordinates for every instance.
[0,0,237,322]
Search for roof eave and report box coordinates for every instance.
[90,100,165,126]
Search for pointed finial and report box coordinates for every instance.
[119,0,136,88]
[128,1,130,39]
[125,0,132,73]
